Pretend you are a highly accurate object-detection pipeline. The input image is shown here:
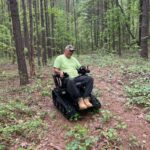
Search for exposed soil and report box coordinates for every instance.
[1,64,150,150]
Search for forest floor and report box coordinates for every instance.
[0,54,150,150]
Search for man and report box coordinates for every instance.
[53,45,93,110]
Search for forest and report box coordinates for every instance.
[0,0,150,149]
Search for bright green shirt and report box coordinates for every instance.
[53,54,81,78]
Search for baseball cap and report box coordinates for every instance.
[65,45,75,51]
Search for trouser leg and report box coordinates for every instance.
[66,78,81,101]
[74,75,93,98]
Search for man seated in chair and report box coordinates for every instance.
[53,45,93,110]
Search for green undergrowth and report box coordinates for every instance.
[122,58,150,122]
[0,69,52,149]
[0,99,47,149]
[124,64,150,107]
[66,124,98,150]
[0,53,150,149]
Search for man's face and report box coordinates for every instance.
[64,49,74,58]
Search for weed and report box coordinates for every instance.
[66,125,98,150]
[101,110,112,123]
[115,121,127,129]
[145,113,150,122]
[101,128,118,142]
[125,72,150,107]
[50,111,57,120]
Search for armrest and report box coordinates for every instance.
[77,66,90,75]
[52,72,69,88]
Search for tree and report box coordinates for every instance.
[44,0,52,57]
[29,0,36,75]
[40,0,47,65]
[22,0,35,76]
[8,0,29,85]
[33,0,41,66]
[140,0,149,58]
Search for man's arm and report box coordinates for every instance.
[53,67,64,77]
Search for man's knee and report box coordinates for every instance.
[86,76,93,84]
[67,79,74,87]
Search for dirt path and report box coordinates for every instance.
[37,66,150,150]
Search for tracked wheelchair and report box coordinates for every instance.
[52,66,101,119]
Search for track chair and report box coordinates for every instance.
[52,66,101,119]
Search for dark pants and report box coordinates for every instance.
[65,75,93,102]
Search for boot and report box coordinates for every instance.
[84,97,93,108]
[78,98,87,110]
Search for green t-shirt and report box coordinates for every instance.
[53,54,81,78]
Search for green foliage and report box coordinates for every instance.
[123,59,150,107]
[125,75,150,107]
[0,99,46,148]
[0,24,13,55]
[115,121,127,130]
[66,125,98,150]
[101,128,118,142]
[101,110,112,123]
[145,113,150,122]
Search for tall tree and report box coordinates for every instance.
[44,0,52,57]
[73,0,78,54]
[29,0,36,75]
[33,0,41,66]
[22,0,35,76]
[40,0,47,65]
[140,0,149,58]
[50,0,55,55]
[8,0,29,85]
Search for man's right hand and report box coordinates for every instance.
[60,71,64,78]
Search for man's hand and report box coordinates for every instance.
[53,68,64,77]
[60,71,64,78]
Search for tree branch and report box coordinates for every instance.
[116,0,139,45]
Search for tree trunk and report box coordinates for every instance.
[33,0,41,66]
[40,0,47,65]
[29,0,36,75]
[139,0,143,46]
[44,0,52,58]
[73,0,79,54]
[115,0,121,56]
[66,0,70,40]
[140,0,149,58]
[51,0,55,55]
[22,0,30,53]
[9,0,29,85]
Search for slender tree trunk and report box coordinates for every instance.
[66,0,70,41]
[33,0,41,66]
[40,0,47,65]
[29,0,35,75]
[73,0,79,54]
[90,20,94,51]
[139,0,143,46]
[22,0,30,52]
[9,0,29,85]
[115,0,121,56]
[44,0,52,57]
[51,0,55,55]
[140,0,149,58]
